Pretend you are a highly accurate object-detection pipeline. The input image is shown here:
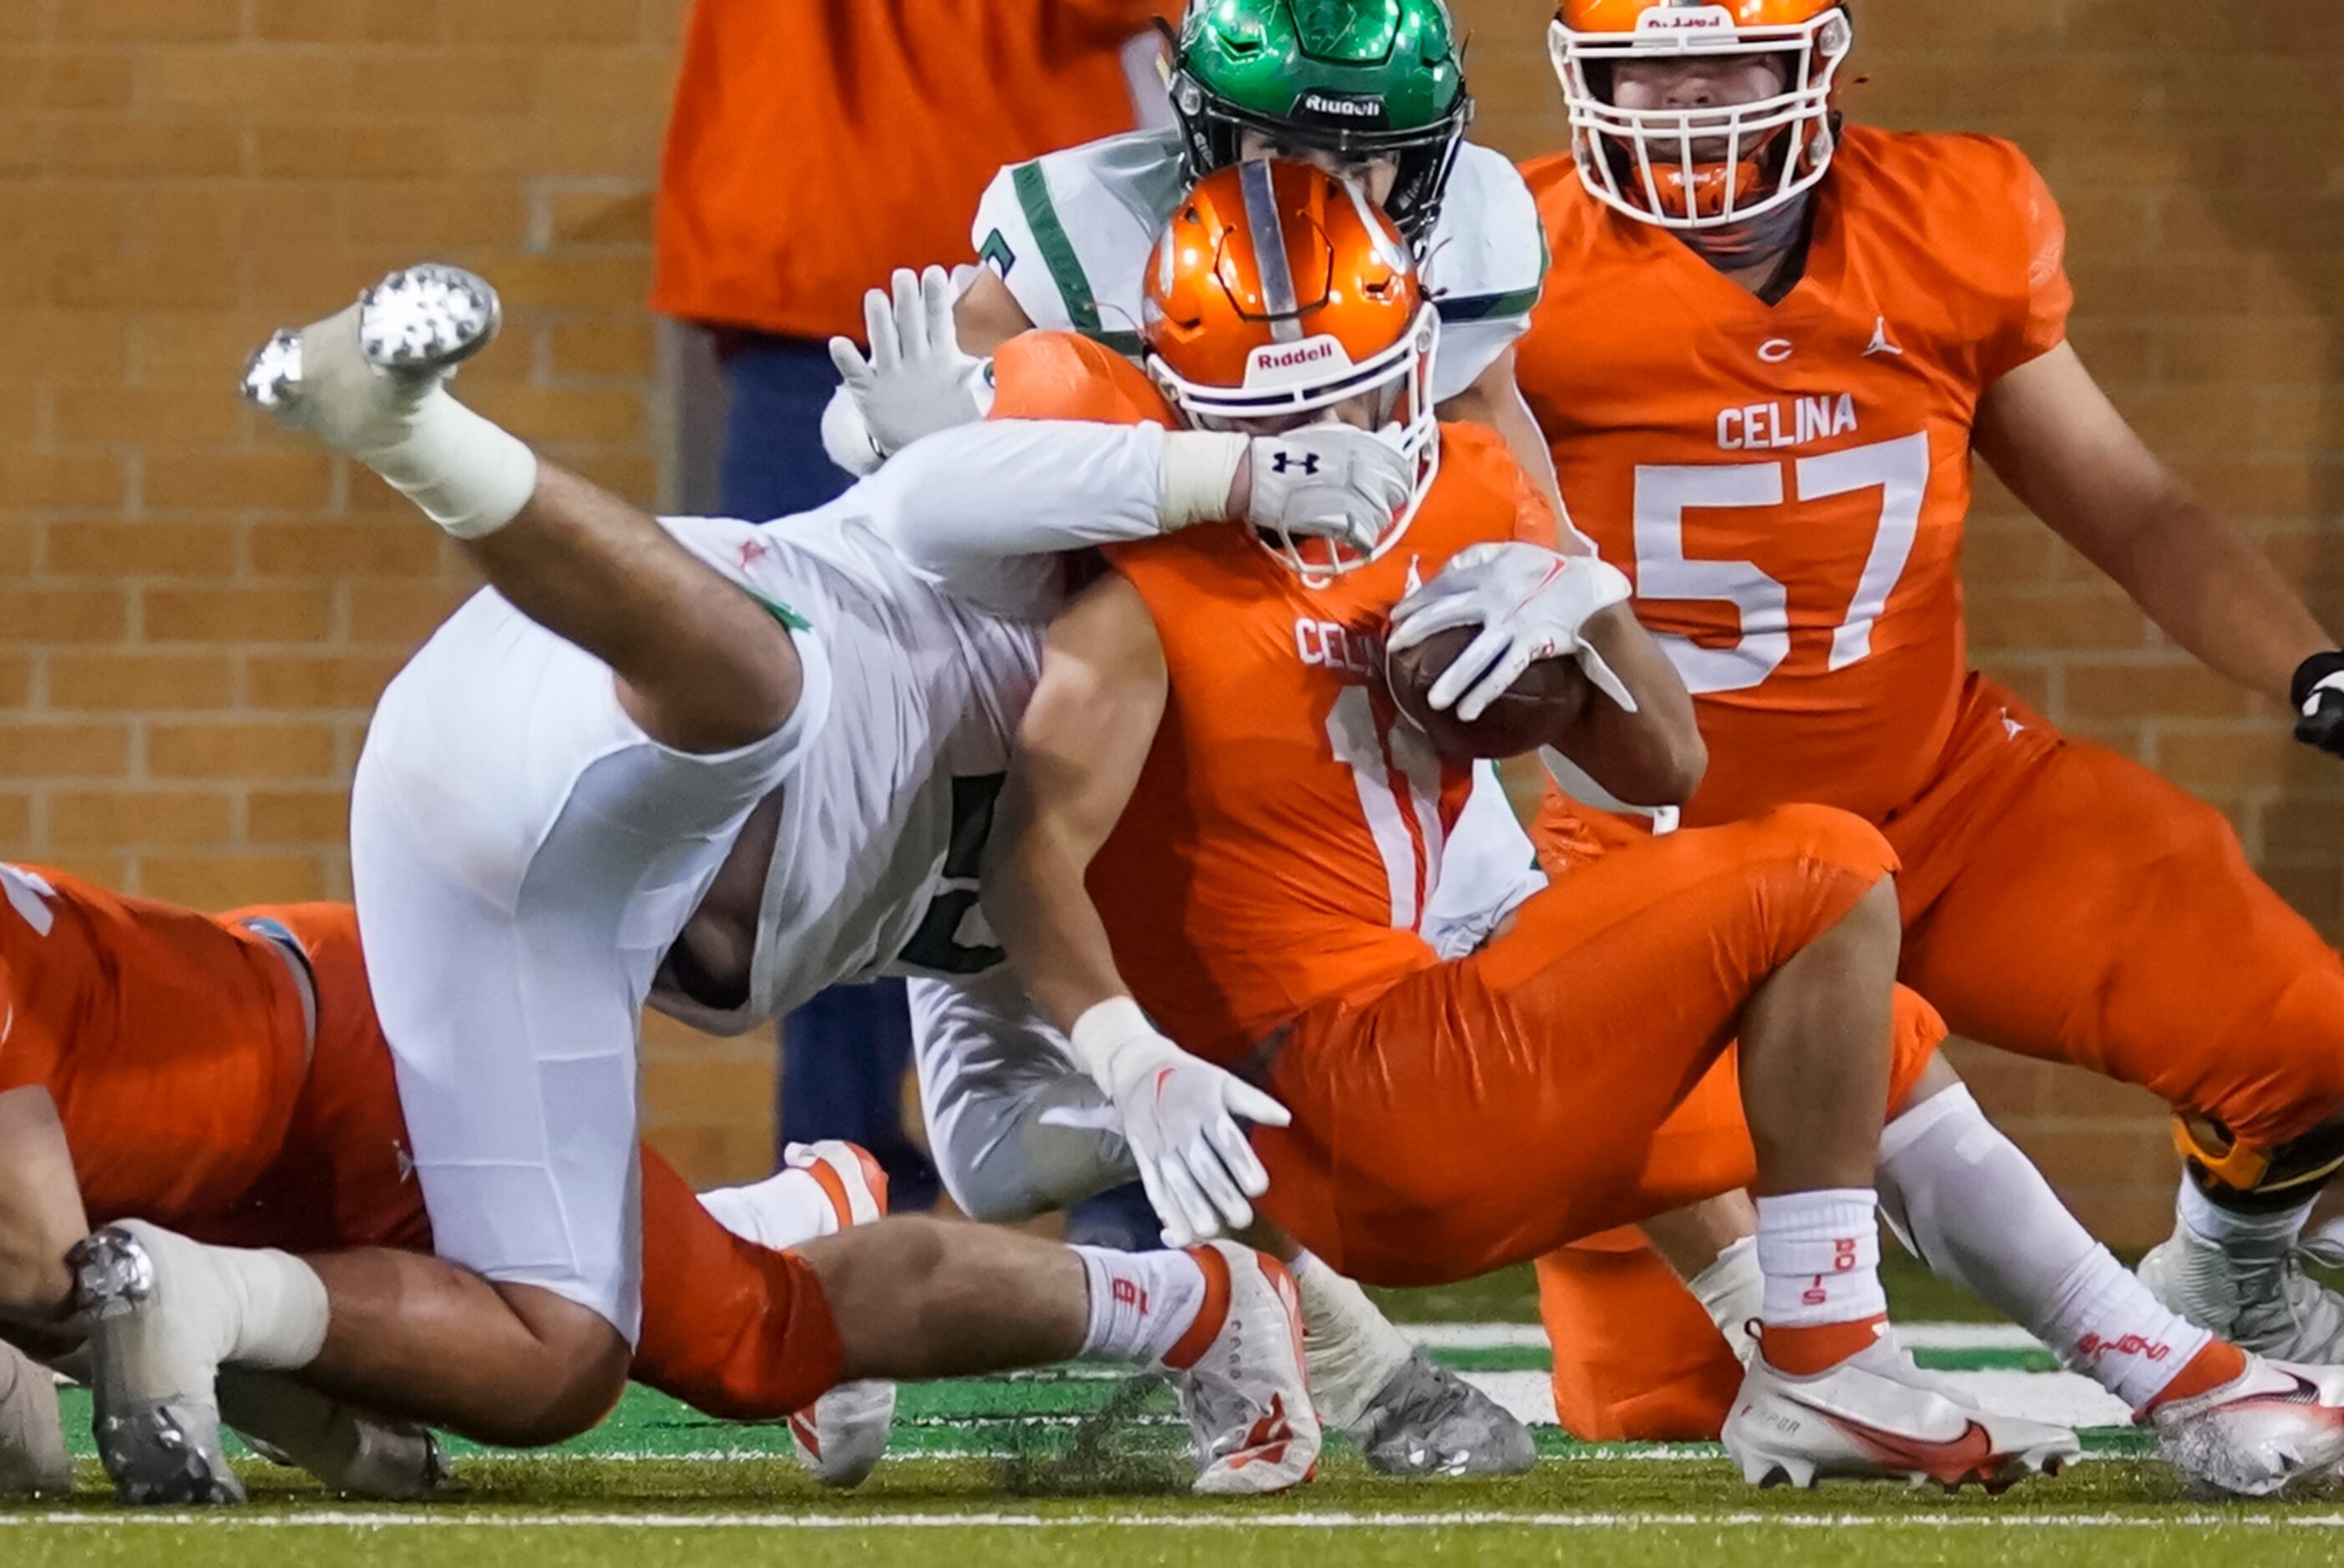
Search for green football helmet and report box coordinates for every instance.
[1167,0,1472,246]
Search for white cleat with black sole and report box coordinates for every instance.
[1167,1242,1322,1495]
[2151,1355,2344,1498]
[0,1339,72,1498]
[1724,1333,2078,1493]
[68,1222,243,1505]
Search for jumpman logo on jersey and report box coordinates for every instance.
[737,538,772,571]
[1403,555,1424,598]
[1865,316,1904,358]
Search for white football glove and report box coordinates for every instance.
[1157,424,1411,553]
[1067,998,1291,1249]
[1243,425,1411,556]
[1387,541,1638,721]
[827,266,992,465]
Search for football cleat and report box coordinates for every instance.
[1345,1350,1536,1478]
[2151,1355,2344,1498]
[1167,1242,1322,1495]
[218,1369,448,1502]
[1724,1332,2078,1492]
[68,1222,243,1505]
[241,263,501,438]
[0,1339,72,1498]
[2139,1216,2344,1364]
[781,1141,897,1490]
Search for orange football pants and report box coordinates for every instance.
[1533,675,2344,1439]
[0,871,844,1419]
[1248,805,1943,1287]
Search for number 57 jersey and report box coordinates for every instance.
[1517,126,2073,827]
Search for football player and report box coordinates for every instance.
[823,0,1560,511]
[975,158,2344,1497]
[0,870,908,1496]
[45,261,1421,1503]
[821,0,1557,1473]
[1514,0,2344,1437]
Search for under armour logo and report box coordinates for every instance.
[1865,316,1903,357]
[1270,452,1321,477]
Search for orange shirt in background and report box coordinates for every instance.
[654,0,1182,342]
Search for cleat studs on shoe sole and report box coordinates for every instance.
[357,264,501,372]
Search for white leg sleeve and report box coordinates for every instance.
[906,969,1136,1222]
[352,589,826,1342]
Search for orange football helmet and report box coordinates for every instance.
[1142,158,1440,580]
[1550,0,1852,230]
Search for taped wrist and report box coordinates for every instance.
[1157,431,1248,532]
[361,388,539,540]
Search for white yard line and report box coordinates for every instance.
[1401,1323,2048,1353]
[3,1510,2341,1531]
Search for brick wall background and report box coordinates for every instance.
[3,0,2335,1239]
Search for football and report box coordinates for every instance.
[1385,625,1591,760]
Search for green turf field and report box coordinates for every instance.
[6,1260,2340,1565]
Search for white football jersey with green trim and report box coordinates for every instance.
[971,129,1547,404]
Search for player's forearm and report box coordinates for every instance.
[1549,605,1705,807]
[873,420,1166,565]
[2097,491,2331,703]
[982,831,1134,1038]
[872,421,1258,574]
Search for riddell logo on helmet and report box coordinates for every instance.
[1637,5,1735,31]
[1251,339,1340,374]
[1301,93,1382,119]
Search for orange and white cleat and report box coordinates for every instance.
[2152,1355,2344,1497]
[1162,1242,1322,1495]
[774,1141,897,1490]
[1724,1332,2078,1492]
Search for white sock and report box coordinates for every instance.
[118,1220,330,1373]
[1876,1087,2211,1407]
[2177,1175,2316,1253]
[1688,1235,1763,1364]
[1290,1251,1410,1432]
[699,1169,838,1252]
[1754,1190,1886,1328]
[1071,1246,1208,1366]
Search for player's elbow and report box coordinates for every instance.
[1651,723,1708,806]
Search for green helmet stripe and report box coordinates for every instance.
[1011,162,1104,338]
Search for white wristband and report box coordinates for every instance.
[1157,431,1248,533]
[1069,994,1154,1084]
[821,382,888,477]
[362,388,539,540]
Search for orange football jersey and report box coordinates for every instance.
[1518,126,2072,825]
[1089,424,1556,1065]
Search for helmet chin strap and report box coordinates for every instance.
[1675,187,1814,276]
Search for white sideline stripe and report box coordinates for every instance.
[1401,1322,2047,1353]
[5,1510,2343,1532]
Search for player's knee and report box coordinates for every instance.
[475,1285,633,1447]
[800,1215,955,1328]
[1760,802,1898,883]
